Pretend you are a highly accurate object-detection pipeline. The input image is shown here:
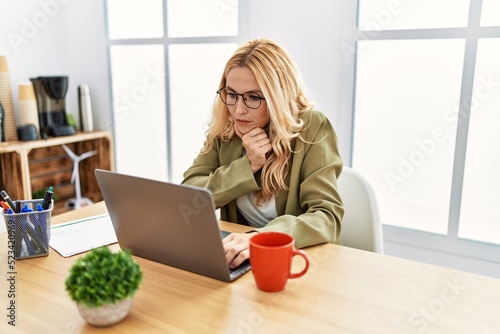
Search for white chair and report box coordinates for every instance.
[337,166,384,253]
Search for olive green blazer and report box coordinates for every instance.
[182,109,344,248]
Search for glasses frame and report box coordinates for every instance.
[216,88,266,109]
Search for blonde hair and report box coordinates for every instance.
[203,38,315,204]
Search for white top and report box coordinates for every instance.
[236,192,277,228]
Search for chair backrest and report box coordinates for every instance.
[337,166,383,253]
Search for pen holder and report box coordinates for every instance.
[2,199,53,259]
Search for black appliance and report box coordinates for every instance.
[30,76,76,138]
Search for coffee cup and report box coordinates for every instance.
[249,232,310,292]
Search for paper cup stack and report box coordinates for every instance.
[18,82,40,139]
[0,56,17,142]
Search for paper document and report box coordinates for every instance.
[50,214,118,257]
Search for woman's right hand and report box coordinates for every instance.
[222,231,258,269]
[234,125,272,173]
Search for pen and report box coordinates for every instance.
[41,186,53,210]
[1,201,11,213]
[1,190,17,213]
[21,203,33,213]
[21,217,47,254]
[21,229,36,255]
[34,203,49,246]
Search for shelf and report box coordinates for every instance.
[0,131,114,214]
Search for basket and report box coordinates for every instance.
[2,199,53,259]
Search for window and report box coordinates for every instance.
[358,0,470,30]
[353,1,500,258]
[480,0,500,26]
[459,37,500,245]
[107,0,163,39]
[166,0,238,38]
[354,39,464,235]
[109,44,168,180]
[105,0,244,183]
[168,43,238,181]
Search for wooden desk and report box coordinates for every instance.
[1,202,499,333]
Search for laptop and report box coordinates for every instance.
[94,169,251,282]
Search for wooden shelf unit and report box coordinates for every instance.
[0,131,114,215]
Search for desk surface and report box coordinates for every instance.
[1,202,499,333]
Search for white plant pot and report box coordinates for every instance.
[77,298,133,327]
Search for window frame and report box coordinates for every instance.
[103,0,248,181]
[352,0,500,266]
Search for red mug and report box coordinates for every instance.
[249,232,310,292]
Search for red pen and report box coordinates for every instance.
[1,201,12,213]
[1,190,16,212]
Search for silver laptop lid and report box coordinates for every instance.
[94,169,249,282]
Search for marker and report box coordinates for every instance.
[21,203,33,213]
[20,216,46,254]
[1,201,11,213]
[1,190,16,212]
[21,229,36,255]
[32,203,48,245]
[20,219,36,255]
[41,186,53,210]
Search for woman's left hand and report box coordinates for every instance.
[222,231,258,269]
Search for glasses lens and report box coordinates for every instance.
[220,89,237,105]
[243,92,262,109]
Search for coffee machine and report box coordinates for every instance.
[30,76,76,138]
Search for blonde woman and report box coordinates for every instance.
[182,38,344,269]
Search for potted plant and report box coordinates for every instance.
[65,246,143,326]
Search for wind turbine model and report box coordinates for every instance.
[61,144,97,210]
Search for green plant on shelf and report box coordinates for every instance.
[65,246,143,308]
[32,188,59,202]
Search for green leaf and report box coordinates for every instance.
[65,246,143,307]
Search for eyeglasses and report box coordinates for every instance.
[216,88,266,109]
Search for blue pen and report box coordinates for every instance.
[20,219,36,255]
[21,203,33,213]
[19,207,47,254]
[24,204,45,246]
[34,204,48,246]
[23,219,47,254]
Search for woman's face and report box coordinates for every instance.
[225,66,269,135]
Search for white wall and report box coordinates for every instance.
[0,0,110,132]
[247,0,357,163]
